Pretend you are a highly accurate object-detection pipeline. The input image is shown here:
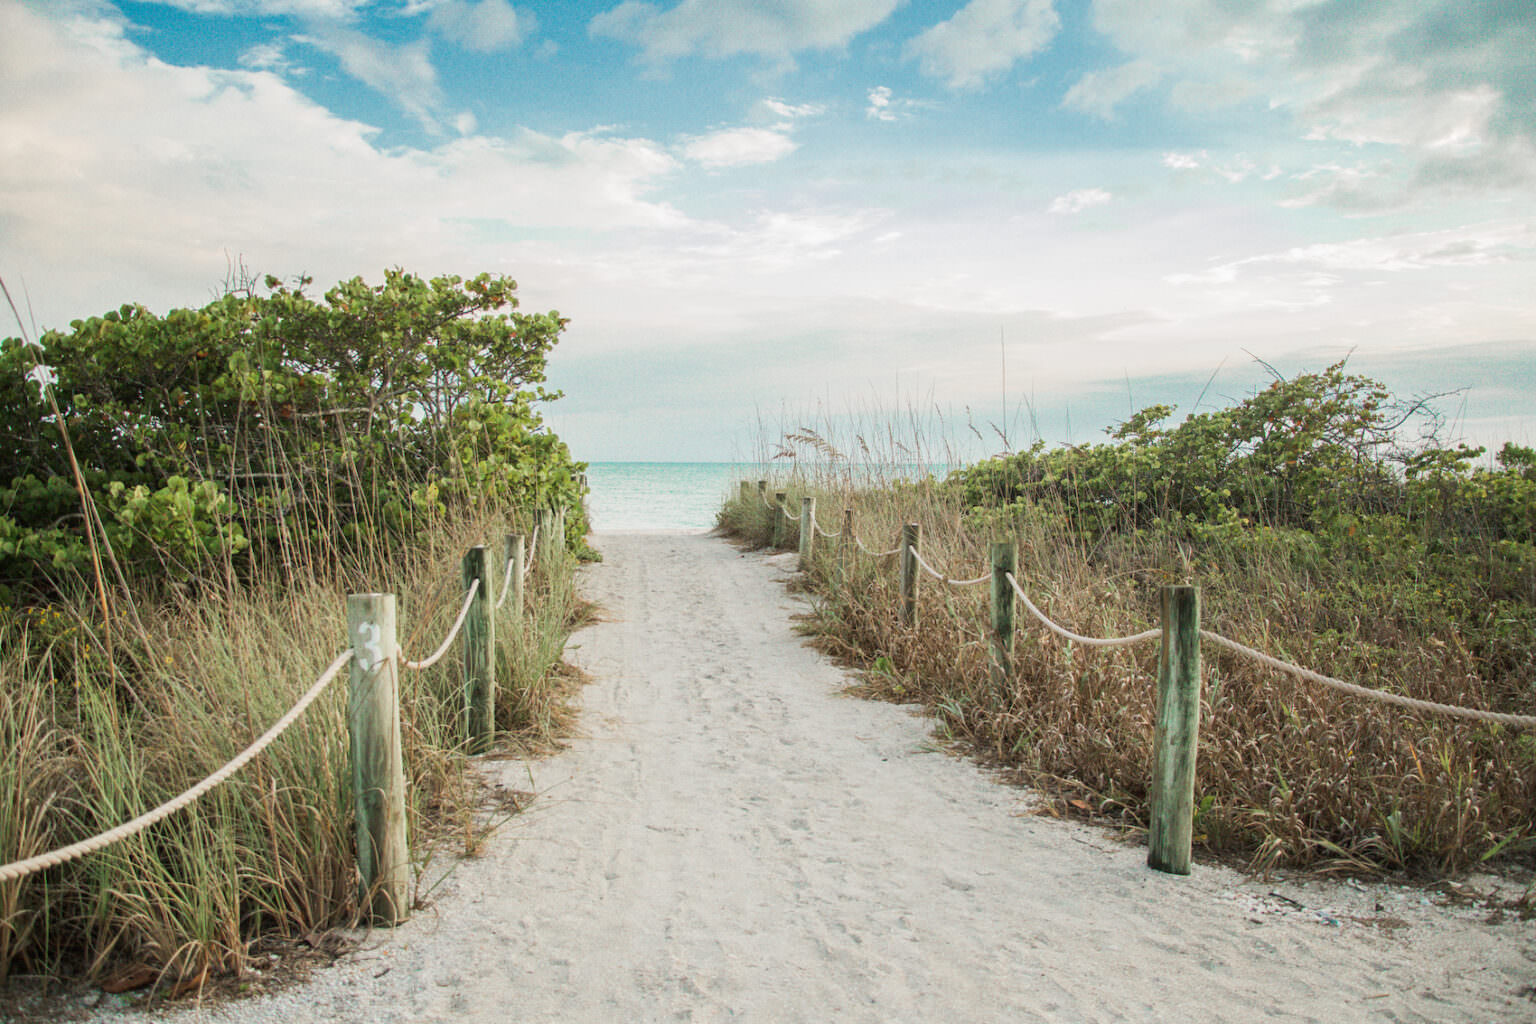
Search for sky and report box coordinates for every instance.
[1,0,1533,463]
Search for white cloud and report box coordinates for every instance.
[864,84,929,122]
[1075,0,1536,206]
[677,97,822,168]
[132,0,367,16]
[1162,150,1203,169]
[294,26,459,133]
[0,2,694,328]
[237,41,294,72]
[1061,59,1162,119]
[589,0,899,61]
[428,0,534,53]
[906,0,1060,90]
[1048,188,1112,214]
[867,85,894,121]
[760,97,824,120]
[1214,154,1255,183]
[680,126,797,168]
[1166,222,1536,286]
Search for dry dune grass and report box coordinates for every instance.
[719,419,1536,882]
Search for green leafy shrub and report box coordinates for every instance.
[0,270,588,599]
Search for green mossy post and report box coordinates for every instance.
[899,522,920,628]
[1149,585,1202,875]
[799,496,816,570]
[758,480,770,536]
[463,545,496,754]
[740,480,752,504]
[989,541,1016,689]
[504,532,525,616]
[773,491,788,548]
[347,593,410,926]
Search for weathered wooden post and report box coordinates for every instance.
[799,497,816,570]
[534,507,556,566]
[758,480,770,535]
[504,532,525,616]
[552,505,567,557]
[899,522,920,627]
[347,593,409,925]
[773,491,788,548]
[462,545,495,754]
[1149,585,1202,875]
[989,541,1016,689]
[840,508,854,584]
[740,480,752,504]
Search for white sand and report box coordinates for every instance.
[97,532,1535,1022]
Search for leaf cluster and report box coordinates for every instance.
[0,269,588,598]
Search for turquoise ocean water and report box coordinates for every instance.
[583,463,751,532]
[581,461,952,532]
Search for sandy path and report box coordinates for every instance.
[127,532,1533,1023]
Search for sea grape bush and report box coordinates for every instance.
[948,360,1535,690]
[0,270,587,598]
[950,361,1534,545]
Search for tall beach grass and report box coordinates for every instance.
[721,389,1536,880]
[0,505,585,993]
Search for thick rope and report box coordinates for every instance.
[401,577,480,671]
[494,551,517,610]
[855,534,901,558]
[1199,630,1536,728]
[909,547,990,587]
[782,505,798,523]
[0,649,354,884]
[813,519,842,539]
[1005,572,1163,648]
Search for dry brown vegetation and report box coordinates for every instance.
[719,402,1536,881]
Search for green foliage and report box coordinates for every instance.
[0,270,588,597]
[723,365,1536,875]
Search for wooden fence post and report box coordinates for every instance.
[347,593,409,925]
[989,541,1016,689]
[504,532,525,616]
[899,522,920,627]
[740,480,752,504]
[462,545,495,754]
[799,496,816,570]
[773,491,788,548]
[553,505,567,556]
[1149,585,1202,875]
[534,507,556,566]
[840,508,854,583]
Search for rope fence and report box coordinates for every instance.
[1005,573,1163,648]
[911,547,990,588]
[0,649,354,885]
[741,479,1536,875]
[403,577,481,671]
[0,508,572,923]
